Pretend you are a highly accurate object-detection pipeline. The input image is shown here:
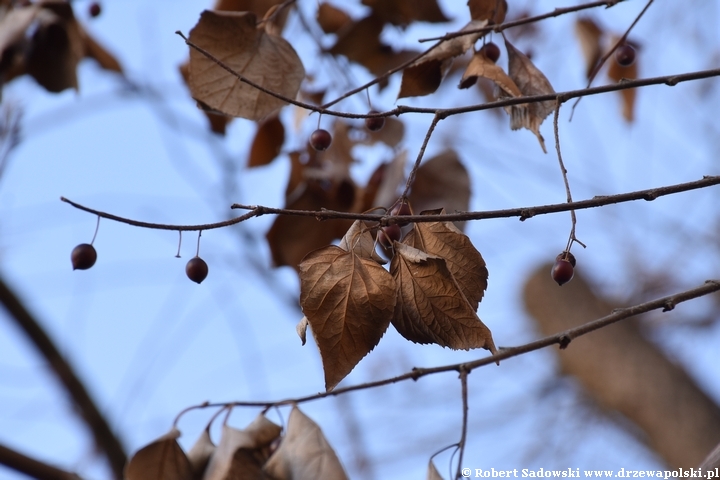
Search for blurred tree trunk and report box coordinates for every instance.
[522,263,720,468]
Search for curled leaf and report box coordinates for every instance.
[460,51,521,97]
[188,10,305,121]
[299,245,396,391]
[504,38,556,153]
[187,428,215,479]
[404,210,488,311]
[296,316,309,345]
[574,17,603,79]
[390,242,496,352]
[338,219,387,264]
[264,407,349,480]
[427,460,445,480]
[125,428,193,480]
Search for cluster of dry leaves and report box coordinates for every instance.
[126,408,351,480]
[296,211,497,391]
[0,0,122,95]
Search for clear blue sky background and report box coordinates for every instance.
[1,1,719,479]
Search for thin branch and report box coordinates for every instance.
[572,0,654,115]
[174,279,720,412]
[0,443,82,480]
[402,114,441,199]
[62,175,720,230]
[419,0,625,43]
[455,369,470,480]
[0,276,127,480]
[553,103,585,251]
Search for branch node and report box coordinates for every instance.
[519,209,535,221]
[662,300,676,312]
[558,334,572,349]
[642,191,658,201]
[665,77,680,86]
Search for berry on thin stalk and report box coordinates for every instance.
[377,224,402,249]
[71,243,97,270]
[479,42,501,63]
[89,2,101,18]
[615,44,636,67]
[365,110,385,132]
[309,128,332,151]
[186,257,209,284]
[551,251,576,286]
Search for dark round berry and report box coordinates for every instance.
[71,243,97,270]
[378,224,402,249]
[480,42,501,63]
[615,44,636,67]
[365,110,385,132]
[309,129,332,151]
[551,259,574,286]
[88,2,101,18]
[186,256,209,284]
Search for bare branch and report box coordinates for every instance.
[402,114,441,199]
[0,442,82,480]
[0,277,127,479]
[455,369,470,480]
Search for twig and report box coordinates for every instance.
[455,369,470,480]
[402,114,441,199]
[553,102,585,252]
[0,442,82,480]
[571,0,655,116]
[62,176,720,230]
[418,0,626,43]
[173,279,720,412]
[0,276,127,480]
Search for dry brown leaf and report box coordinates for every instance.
[338,219,387,264]
[0,4,41,85]
[202,415,282,480]
[390,242,496,352]
[504,38,556,153]
[188,10,305,121]
[266,180,354,270]
[187,428,215,479]
[407,150,470,228]
[125,428,193,480]
[467,0,507,24]
[607,44,638,122]
[248,115,285,167]
[316,3,351,34]
[179,61,232,135]
[213,0,288,31]
[264,407,349,479]
[459,50,521,97]
[404,209,488,311]
[25,3,85,93]
[574,17,603,79]
[80,27,122,73]
[299,245,396,391]
[427,460,444,480]
[362,0,449,26]
[399,19,488,98]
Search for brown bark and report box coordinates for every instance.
[523,263,720,468]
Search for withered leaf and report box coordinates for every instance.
[459,50,522,97]
[574,17,603,79]
[179,60,232,135]
[398,19,488,99]
[187,428,215,479]
[316,3,351,34]
[362,0,449,27]
[125,428,193,480]
[407,150,470,228]
[403,209,488,311]
[607,41,638,122]
[213,0,288,31]
[188,10,305,121]
[299,245,396,391]
[467,0,507,24]
[427,460,444,480]
[26,4,85,93]
[248,114,285,167]
[203,415,282,480]
[264,407,349,480]
[296,316,309,345]
[266,179,354,270]
[338,220,387,264]
[390,242,496,352]
[504,38,556,153]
